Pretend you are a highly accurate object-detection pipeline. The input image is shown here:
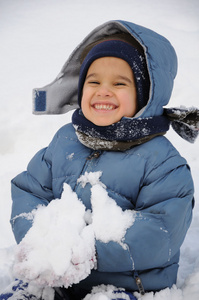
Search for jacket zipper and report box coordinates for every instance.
[87,150,102,160]
[134,272,145,295]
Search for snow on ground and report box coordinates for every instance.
[0,0,199,299]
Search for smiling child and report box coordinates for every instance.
[2,20,198,300]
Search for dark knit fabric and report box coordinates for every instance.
[72,107,199,150]
[72,109,170,142]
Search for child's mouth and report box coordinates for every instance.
[92,103,117,111]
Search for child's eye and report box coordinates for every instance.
[115,82,126,86]
[88,81,100,85]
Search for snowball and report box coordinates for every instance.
[91,184,135,246]
[13,183,96,287]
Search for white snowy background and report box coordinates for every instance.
[0,0,199,299]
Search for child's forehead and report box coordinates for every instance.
[84,58,135,87]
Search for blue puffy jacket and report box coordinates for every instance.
[11,20,194,293]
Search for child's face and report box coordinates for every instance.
[81,57,137,126]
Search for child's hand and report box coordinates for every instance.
[13,224,96,288]
[12,184,97,287]
[54,225,97,287]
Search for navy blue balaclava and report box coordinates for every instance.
[78,39,150,113]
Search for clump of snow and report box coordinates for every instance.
[91,184,135,247]
[12,207,41,223]
[83,285,131,300]
[78,171,106,188]
[12,172,136,288]
[135,286,184,300]
[13,183,96,287]
[66,152,74,160]
[78,171,136,246]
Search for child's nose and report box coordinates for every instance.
[96,84,113,97]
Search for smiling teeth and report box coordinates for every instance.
[94,104,115,110]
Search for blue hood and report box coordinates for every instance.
[119,20,177,118]
[33,20,177,118]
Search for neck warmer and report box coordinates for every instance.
[72,107,199,151]
[72,109,170,151]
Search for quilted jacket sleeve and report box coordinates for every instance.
[10,134,58,244]
[95,160,194,273]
